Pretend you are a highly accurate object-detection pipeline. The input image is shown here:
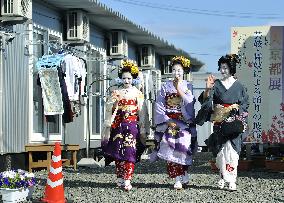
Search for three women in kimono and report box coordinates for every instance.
[199,54,249,191]
[154,56,197,190]
[102,59,147,191]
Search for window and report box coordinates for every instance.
[111,32,118,54]
[32,26,62,139]
[32,30,45,133]
[163,58,172,74]
[142,47,149,65]
[90,51,104,136]
[68,12,77,38]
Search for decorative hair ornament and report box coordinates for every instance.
[132,77,142,85]
[170,56,191,69]
[121,59,139,75]
[114,77,142,86]
[228,54,240,63]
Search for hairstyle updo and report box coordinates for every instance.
[169,56,191,72]
[218,54,240,75]
[118,59,139,79]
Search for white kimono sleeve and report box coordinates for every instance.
[104,95,118,128]
[137,91,148,135]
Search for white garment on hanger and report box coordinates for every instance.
[79,58,87,97]
[62,54,86,101]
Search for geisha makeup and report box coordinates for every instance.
[172,64,184,79]
[121,72,133,88]
[219,63,231,79]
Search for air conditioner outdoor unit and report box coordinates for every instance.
[140,45,155,67]
[0,0,32,19]
[66,10,90,42]
[109,30,128,57]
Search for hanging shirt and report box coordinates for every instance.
[62,54,86,101]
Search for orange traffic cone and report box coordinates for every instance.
[41,142,66,203]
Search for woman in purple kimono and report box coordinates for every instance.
[154,56,197,190]
[102,60,147,191]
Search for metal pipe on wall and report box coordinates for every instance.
[0,36,3,154]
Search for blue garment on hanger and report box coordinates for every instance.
[36,54,65,71]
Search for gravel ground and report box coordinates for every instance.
[11,152,284,203]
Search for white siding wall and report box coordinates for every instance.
[89,25,105,49]
[32,1,62,33]
[127,41,137,61]
[1,24,30,153]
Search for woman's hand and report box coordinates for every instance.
[111,90,121,102]
[173,77,181,90]
[168,122,177,129]
[206,75,215,89]
[204,75,215,98]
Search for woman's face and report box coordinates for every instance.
[121,72,133,88]
[219,63,231,79]
[172,64,184,79]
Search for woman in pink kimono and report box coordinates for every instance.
[102,60,147,191]
[154,56,197,189]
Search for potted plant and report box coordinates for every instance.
[0,169,36,202]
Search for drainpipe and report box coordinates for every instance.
[0,36,3,154]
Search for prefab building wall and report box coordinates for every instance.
[1,24,30,153]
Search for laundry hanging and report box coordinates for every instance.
[35,51,87,122]
[62,54,86,102]
[38,67,64,115]
[36,53,66,115]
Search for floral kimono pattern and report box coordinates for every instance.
[154,80,197,166]
[102,86,147,163]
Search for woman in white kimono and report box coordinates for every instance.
[102,59,147,191]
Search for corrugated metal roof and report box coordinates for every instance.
[43,0,203,68]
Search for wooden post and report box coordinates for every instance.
[246,143,252,160]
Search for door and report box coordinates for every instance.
[31,27,62,142]
[89,50,106,140]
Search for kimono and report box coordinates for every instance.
[199,79,249,155]
[154,80,197,178]
[198,79,249,183]
[102,86,147,180]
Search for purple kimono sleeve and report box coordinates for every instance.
[154,85,170,125]
[181,83,197,136]
[181,83,196,122]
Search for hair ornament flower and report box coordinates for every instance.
[228,54,240,63]
[171,56,191,69]
[121,59,139,75]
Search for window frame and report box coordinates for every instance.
[31,24,63,142]
[163,57,172,74]
[111,31,119,54]
[88,47,107,140]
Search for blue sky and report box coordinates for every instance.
[100,0,284,73]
